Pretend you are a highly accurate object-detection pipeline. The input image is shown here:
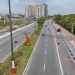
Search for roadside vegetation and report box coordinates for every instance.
[37,17,46,27]
[0,20,30,33]
[0,17,46,75]
[53,14,75,34]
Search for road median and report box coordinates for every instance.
[0,26,43,75]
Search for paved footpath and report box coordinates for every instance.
[53,22,75,47]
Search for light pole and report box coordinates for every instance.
[72,23,74,35]
[4,17,6,34]
[8,0,15,68]
[71,23,74,40]
[34,17,35,35]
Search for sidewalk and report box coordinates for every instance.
[0,23,34,39]
[53,22,75,47]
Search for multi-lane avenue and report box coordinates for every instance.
[0,20,75,75]
[23,20,75,75]
[0,23,37,63]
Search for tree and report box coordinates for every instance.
[37,17,46,27]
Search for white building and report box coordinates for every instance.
[34,5,39,18]
[25,5,34,17]
[34,4,45,18]
[25,3,48,18]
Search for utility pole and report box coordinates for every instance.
[72,23,74,40]
[72,23,74,35]
[4,17,6,34]
[24,14,26,27]
[34,17,35,35]
[8,0,15,68]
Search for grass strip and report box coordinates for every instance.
[0,27,42,75]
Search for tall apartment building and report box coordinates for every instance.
[25,5,34,17]
[25,3,48,18]
[43,3,48,17]
[34,4,45,18]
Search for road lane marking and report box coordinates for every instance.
[1,26,35,63]
[0,25,33,44]
[45,51,46,55]
[43,63,45,72]
[22,26,44,75]
[52,27,64,75]
[0,38,9,44]
[46,44,47,46]
[46,39,47,41]
[0,49,2,51]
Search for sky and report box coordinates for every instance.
[0,0,75,15]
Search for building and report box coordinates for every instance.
[25,3,48,18]
[34,4,45,18]
[43,3,48,17]
[34,5,39,18]
[25,5,34,18]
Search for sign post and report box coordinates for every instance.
[15,41,18,52]
[4,18,6,34]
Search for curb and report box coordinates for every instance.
[54,23,75,48]
[71,40,75,47]
[22,27,44,75]
[0,23,34,39]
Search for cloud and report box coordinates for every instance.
[0,0,75,15]
[14,0,18,3]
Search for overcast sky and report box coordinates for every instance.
[0,0,75,15]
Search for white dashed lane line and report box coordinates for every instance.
[45,51,46,55]
[43,63,45,72]
[46,44,47,46]
[46,39,47,41]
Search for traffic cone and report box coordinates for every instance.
[61,51,64,55]
[74,67,75,70]
[67,55,70,59]
[70,59,74,63]
[57,42,60,45]
[60,49,62,52]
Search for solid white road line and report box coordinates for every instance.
[0,25,33,44]
[52,27,64,75]
[22,26,44,75]
[1,28,35,63]
[43,63,45,72]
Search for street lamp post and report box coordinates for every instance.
[4,17,6,34]
[34,17,35,35]
[24,14,25,26]
[8,0,15,68]
[72,23,74,35]
[71,23,74,40]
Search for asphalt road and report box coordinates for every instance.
[24,20,75,75]
[0,23,37,63]
[53,23,75,59]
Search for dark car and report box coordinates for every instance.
[57,28,61,32]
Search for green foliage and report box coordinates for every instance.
[37,17,46,27]
[0,26,43,75]
[53,14,75,34]
[48,15,53,19]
